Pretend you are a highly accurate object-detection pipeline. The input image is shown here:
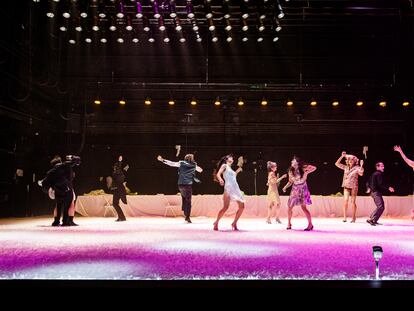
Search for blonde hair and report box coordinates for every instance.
[184,154,195,162]
[267,161,277,172]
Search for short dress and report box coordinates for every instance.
[287,171,312,207]
[267,172,281,204]
[223,164,245,203]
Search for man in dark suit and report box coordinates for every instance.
[111,155,129,222]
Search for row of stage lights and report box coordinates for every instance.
[93,98,411,107]
[36,0,287,44]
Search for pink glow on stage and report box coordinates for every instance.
[0,217,414,280]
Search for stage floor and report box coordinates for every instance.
[1,216,414,280]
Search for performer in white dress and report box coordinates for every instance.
[213,155,245,231]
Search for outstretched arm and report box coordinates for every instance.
[276,174,288,184]
[394,146,414,169]
[157,155,180,168]
[196,165,203,173]
[304,164,317,174]
[335,152,346,170]
[282,173,293,193]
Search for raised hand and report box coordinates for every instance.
[394,145,402,153]
[219,180,225,186]
[389,187,395,193]
[360,159,364,167]
[341,151,347,157]
[157,155,163,162]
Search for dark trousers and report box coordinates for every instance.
[370,191,385,222]
[56,190,74,224]
[178,185,193,218]
[113,189,127,220]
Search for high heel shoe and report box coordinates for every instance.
[266,218,271,224]
[275,218,282,224]
[350,219,356,223]
[231,223,239,231]
[286,225,292,230]
[213,222,218,231]
[304,225,314,231]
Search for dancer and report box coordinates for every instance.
[112,155,129,222]
[282,157,316,231]
[266,161,287,224]
[39,155,81,226]
[157,154,203,223]
[213,155,245,231]
[394,145,414,169]
[366,162,395,226]
[335,151,364,223]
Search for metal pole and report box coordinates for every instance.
[375,261,380,280]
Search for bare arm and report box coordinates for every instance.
[216,164,226,186]
[235,167,243,174]
[394,146,414,169]
[276,174,287,184]
[335,152,346,170]
[157,155,180,168]
[304,165,317,174]
[196,166,203,173]
[282,173,293,192]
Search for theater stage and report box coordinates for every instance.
[0,216,414,280]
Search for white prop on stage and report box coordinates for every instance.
[75,194,413,218]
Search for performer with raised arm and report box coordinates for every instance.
[213,155,245,231]
[157,154,203,223]
[266,161,287,224]
[111,155,129,222]
[394,145,414,169]
[282,157,316,231]
[366,162,395,226]
[335,151,364,223]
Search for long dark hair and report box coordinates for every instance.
[288,156,305,178]
[213,154,233,182]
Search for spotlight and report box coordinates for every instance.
[212,35,218,42]
[310,101,317,106]
[158,16,166,31]
[68,39,76,44]
[117,37,124,43]
[109,17,117,31]
[63,12,71,19]
[226,36,233,42]
[117,0,125,18]
[92,16,99,31]
[94,100,101,105]
[119,99,126,105]
[98,2,106,18]
[241,2,249,19]
[144,98,152,105]
[403,101,410,107]
[100,37,107,43]
[242,19,249,31]
[192,19,199,31]
[208,18,215,31]
[372,246,383,280]
[126,16,133,31]
[46,12,55,18]
[276,1,285,19]
[196,34,202,42]
[186,0,194,18]
[132,37,139,43]
[237,98,244,106]
[287,100,293,106]
[225,19,232,31]
[180,37,186,43]
[135,1,143,18]
[242,36,249,42]
[356,101,364,107]
[223,1,231,19]
[190,98,197,106]
[163,34,170,43]
[174,17,182,31]
[143,16,150,32]
[258,19,265,32]
[261,99,268,106]
[214,97,221,106]
[332,101,339,107]
[169,0,177,18]
[168,99,175,106]
[85,37,92,43]
[273,36,279,42]
[60,26,67,32]
[379,101,387,107]
[205,1,213,19]
[153,0,161,19]
[257,37,263,42]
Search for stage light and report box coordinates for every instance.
[242,19,249,31]
[261,99,268,106]
[186,0,195,18]
[79,3,88,18]
[275,18,282,32]
[174,17,182,31]
[205,1,213,18]
[225,19,232,31]
[163,34,170,43]
[69,39,76,44]
[63,11,71,19]
[75,18,82,32]
[126,16,133,31]
[273,36,279,42]
[257,37,263,42]
[168,99,175,106]
[135,0,143,18]
[258,19,265,32]
[373,246,383,280]
[85,37,92,43]
[100,37,107,43]
[332,101,339,107]
[145,98,151,105]
[180,37,186,43]
[276,1,285,19]
[116,0,125,18]
[169,0,177,18]
[148,37,155,43]
[92,16,99,31]
[226,36,233,42]
[190,98,197,106]
[132,37,139,43]
[60,26,67,32]
[153,0,161,18]
[158,16,166,31]
[310,101,317,106]
[191,19,199,31]
[119,99,126,105]
[242,36,248,42]
[379,101,387,107]
[403,101,410,107]
[143,16,150,32]
[94,100,101,105]
[208,18,215,31]
[238,98,244,106]
[117,37,124,43]
[287,100,293,106]
[47,12,55,18]
[241,2,249,19]
[214,97,221,106]
[223,0,231,19]
[357,101,364,107]
[212,35,218,42]
[33,0,41,2]
[98,2,106,18]
[109,17,117,31]
[196,34,202,42]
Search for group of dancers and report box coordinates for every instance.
[39,145,414,230]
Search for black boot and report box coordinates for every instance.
[51,217,60,227]
[69,216,78,226]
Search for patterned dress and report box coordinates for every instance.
[287,171,312,207]
[267,172,282,204]
[338,164,363,191]
[223,164,245,203]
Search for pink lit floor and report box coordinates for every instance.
[1,216,414,280]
